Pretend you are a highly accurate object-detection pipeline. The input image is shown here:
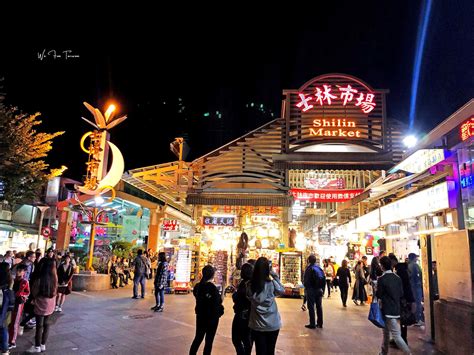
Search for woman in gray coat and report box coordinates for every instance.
[246,257,284,355]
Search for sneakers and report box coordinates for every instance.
[154,306,164,312]
[414,321,425,327]
[132,296,139,299]
[26,346,41,353]
[301,304,307,311]
[353,300,359,306]
[1,351,9,355]
[57,306,62,312]
[40,344,46,352]
[8,344,16,350]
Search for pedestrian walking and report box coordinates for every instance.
[8,264,29,350]
[56,254,74,312]
[109,255,119,289]
[303,254,326,329]
[336,259,351,307]
[0,262,15,355]
[323,259,333,298]
[190,265,224,355]
[232,262,253,355]
[151,252,169,312]
[376,256,411,354]
[27,257,58,353]
[246,257,284,355]
[132,249,150,299]
[407,253,424,326]
[352,260,368,305]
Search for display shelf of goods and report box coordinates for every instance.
[209,251,228,293]
[280,253,302,298]
[175,249,192,293]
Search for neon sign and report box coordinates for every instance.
[460,116,474,141]
[309,119,361,138]
[297,84,376,114]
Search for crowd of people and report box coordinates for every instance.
[0,248,75,354]
[184,250,425,355]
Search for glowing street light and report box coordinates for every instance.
[403,135,418,149]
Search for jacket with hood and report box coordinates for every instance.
[246,274,284,332]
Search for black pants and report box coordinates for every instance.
[325,280,332,296]
[111,273,118,287]
[35,315,50,347]
[306,288,323,327]
[232,316,252,355]
[20,298,35,327]
[401,324,408,344]
[251,329,279,355]
[189,316,219,355]
[339,285,349,306]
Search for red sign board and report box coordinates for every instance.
[291,188,363,202]
[460,116,474,141]
[163,219,180,231]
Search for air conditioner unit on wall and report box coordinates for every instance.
[0,210,12,221]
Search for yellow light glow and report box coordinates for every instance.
[80,132,92,154]
[105,104,116,122]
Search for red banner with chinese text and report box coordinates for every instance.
[290,188,364,202]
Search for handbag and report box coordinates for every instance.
[368,295,385,328]
[400,299,416,326]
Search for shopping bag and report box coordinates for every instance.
[368,296,385,328]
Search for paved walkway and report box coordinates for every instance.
[13,284,440,354]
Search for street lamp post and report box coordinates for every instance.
[36,205,50,252]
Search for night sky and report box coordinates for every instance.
[2,2,473,181]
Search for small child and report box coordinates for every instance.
[8,264,30,350]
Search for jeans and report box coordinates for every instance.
[413,285,423,322]
[232,315,252,355]
[306,288,323,327]
[154,287,165,307]
[251,329,279,355]
[325,280,331,296]
[381,317,411,354]
[0,326,8,352]
[339,285,349,306]
[189,316,219,355]
[35,315,51,347]
[133,273,146,297]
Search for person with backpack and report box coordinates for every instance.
[190,265,224,355]
[0,262,15,355]
[232,262,253,355]
[8,263,30,350]
[304,254,326,329]
[132,249,150,299]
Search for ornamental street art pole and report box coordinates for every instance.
[76,102,127,271]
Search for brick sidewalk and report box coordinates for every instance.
[13,284,440,354]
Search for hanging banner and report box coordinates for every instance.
[304,177,345,189]
[291,188,363,202]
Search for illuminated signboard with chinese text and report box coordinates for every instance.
[203,216,235,227]
[285,74,387,152]
[389,149,446,174]
[163,219,180,231]
[304,177,345,190]
[296,84,376,114]
[460,116,474,141]
[291,188,363,202]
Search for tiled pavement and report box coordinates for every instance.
[13,284,440,354]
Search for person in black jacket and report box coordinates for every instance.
[376,256,411,355]
[190,265,223,355]
[391,255,416,345]
[232,263,253,355]
[303,254,326,329]
[336,259,351,307]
